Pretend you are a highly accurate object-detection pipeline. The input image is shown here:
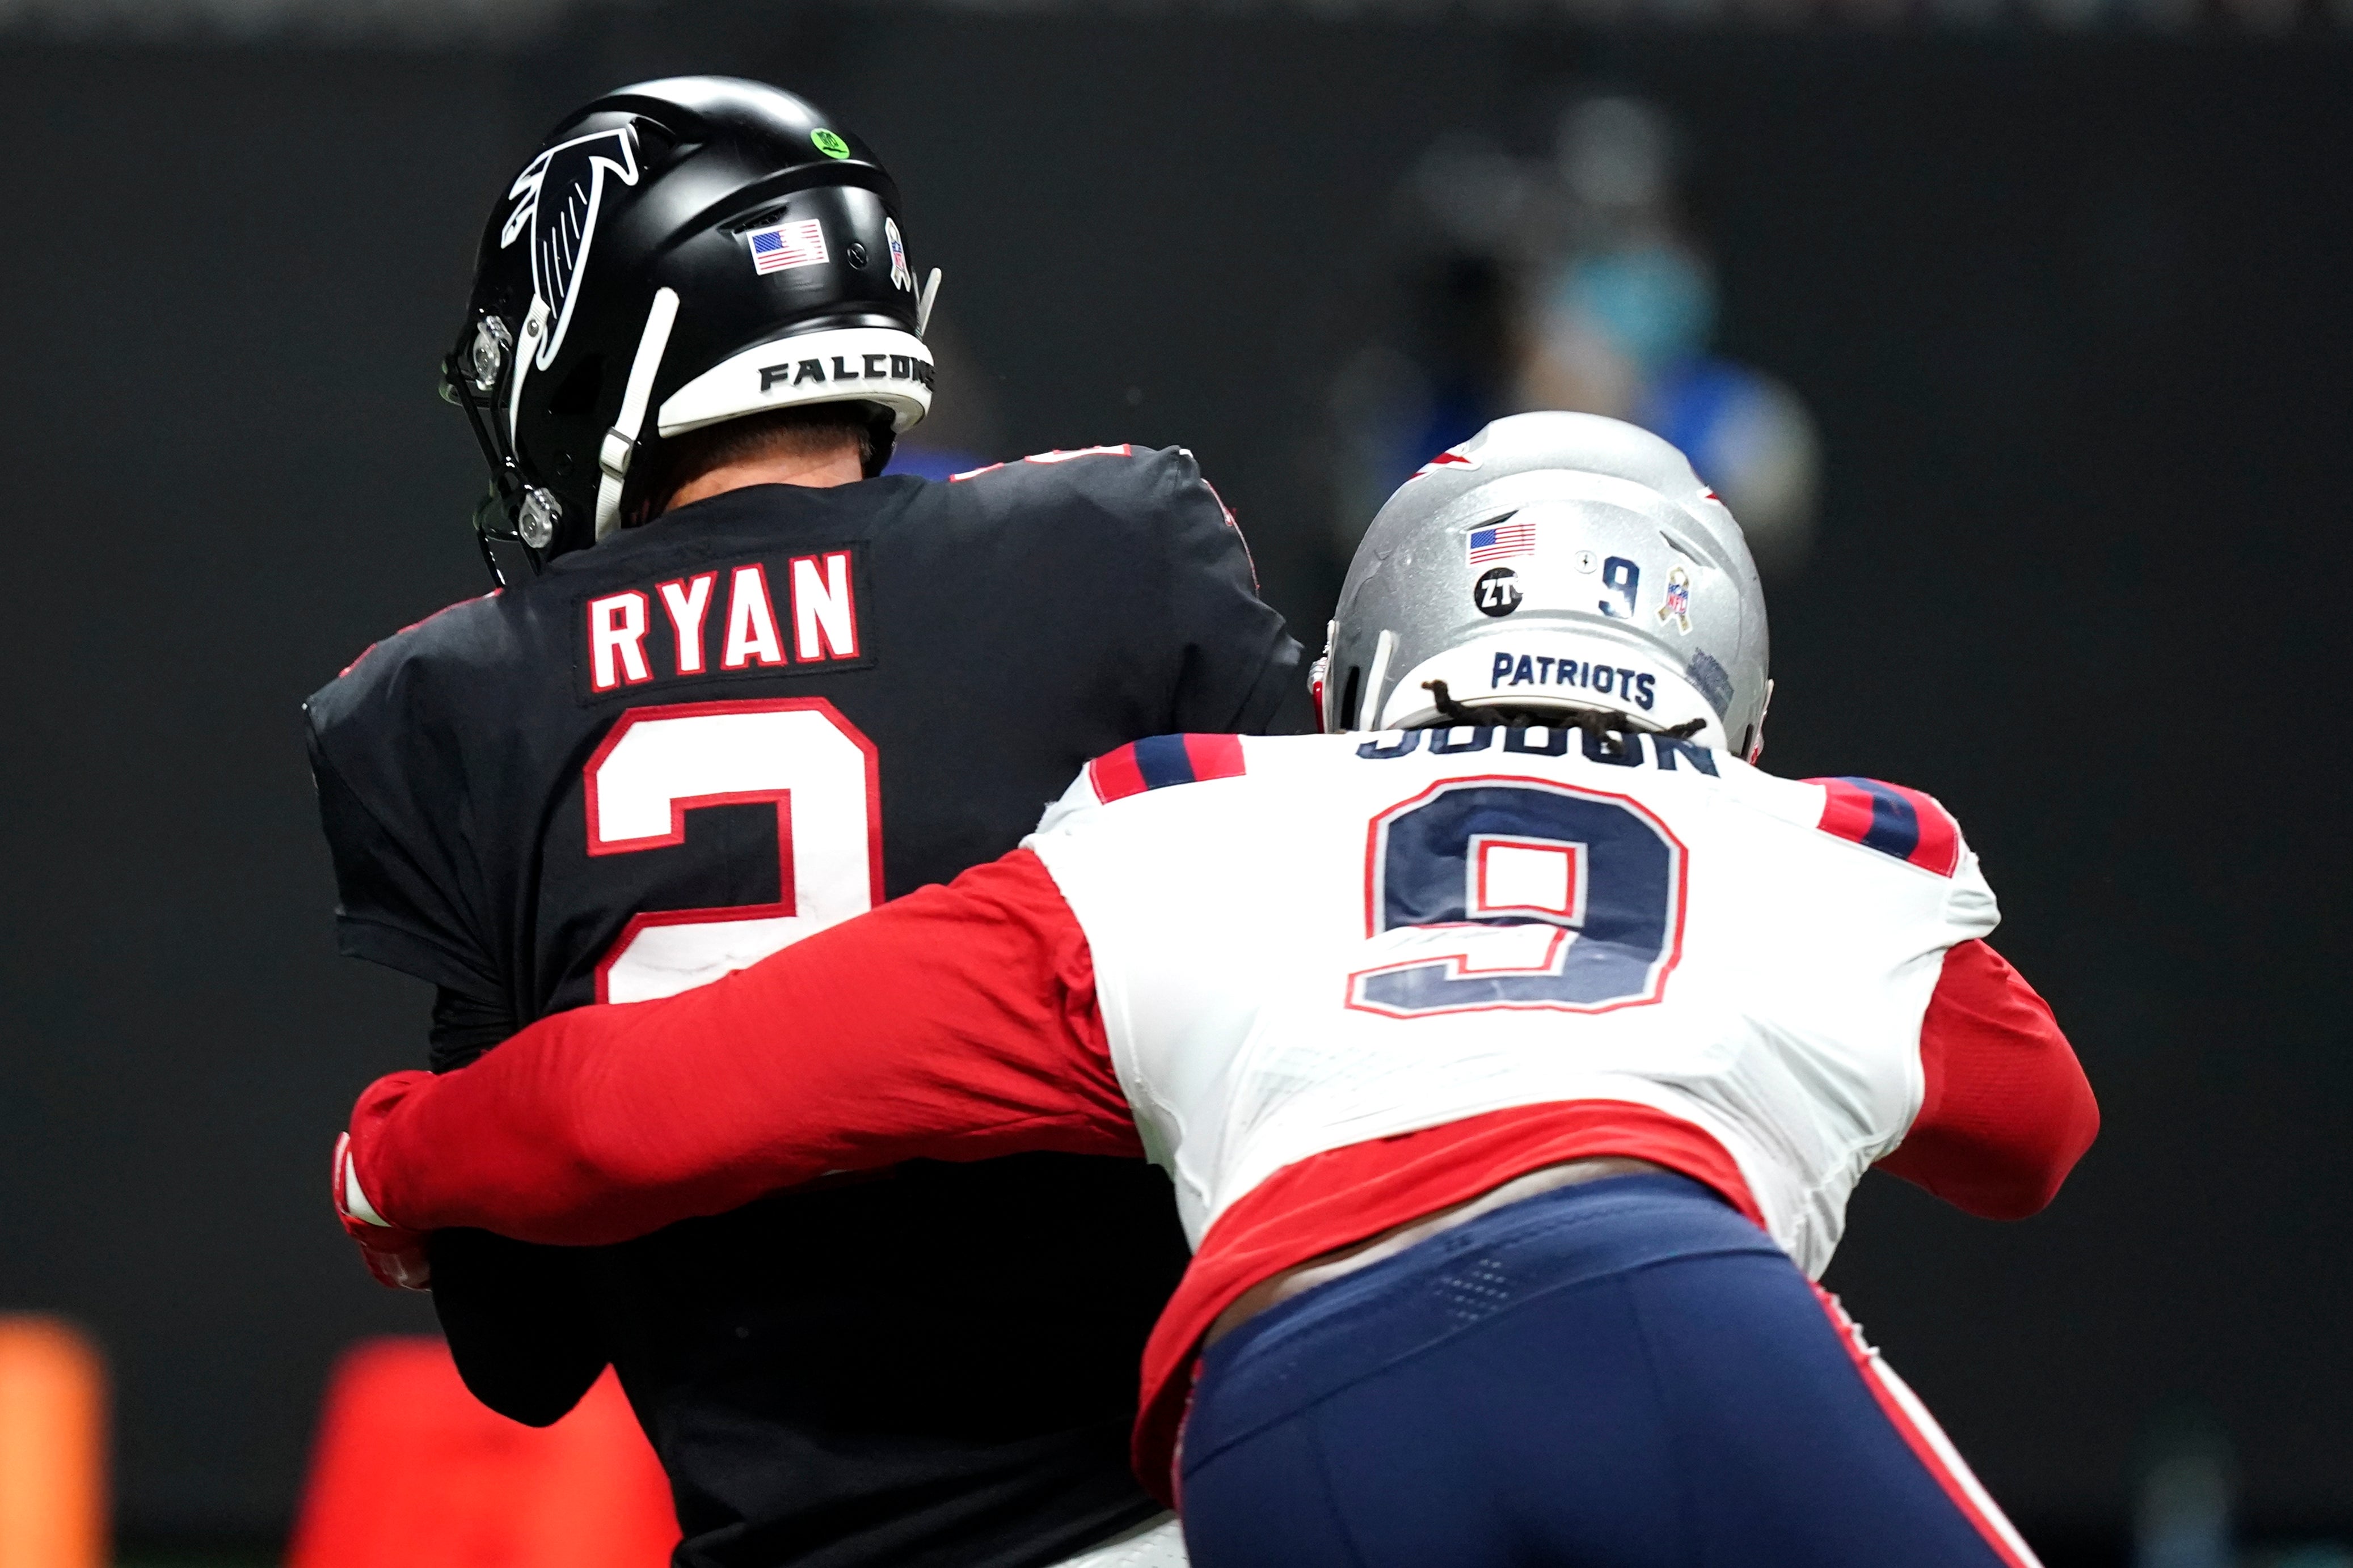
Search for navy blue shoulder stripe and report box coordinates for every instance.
[1088,734,1247,802]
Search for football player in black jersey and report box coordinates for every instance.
[305,76,1310,1568]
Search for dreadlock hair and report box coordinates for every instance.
[1416,679,1707,762]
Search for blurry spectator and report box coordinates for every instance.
[1524,97,1819,573]
[1331,95,1819,577]
[1326,134,1528,547]
[2135,1415,2235,1568]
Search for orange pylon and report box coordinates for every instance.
[288,1337,678,1568]
[0,1315,108,1568]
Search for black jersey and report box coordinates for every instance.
[306,446,1312,1568]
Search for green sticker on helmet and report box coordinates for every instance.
[811,129,850,159]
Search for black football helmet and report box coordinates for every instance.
[444,76,938,576]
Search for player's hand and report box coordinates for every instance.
[331,1132,431,1290]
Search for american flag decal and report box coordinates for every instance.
[748,219,828,275]
[1466,517,1537,565]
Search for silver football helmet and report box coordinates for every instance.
[1325,411,1772,759]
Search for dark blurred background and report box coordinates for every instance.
[0,0,2347,1562]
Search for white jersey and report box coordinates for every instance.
[1024,726,1995,1279]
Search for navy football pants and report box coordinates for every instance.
[1178,1174,2036,1568]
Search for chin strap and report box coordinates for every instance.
[1420,681,1712,755]
[1358,629,1399,730]
[916,267,942,338]
[595,286,681,541]
[507,297,550,467]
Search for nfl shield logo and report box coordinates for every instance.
[885,218,912,292]
[1659,567,1693,633]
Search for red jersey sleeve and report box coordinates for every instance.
[344,848,1136,1245]
[1877,938,2099,1219]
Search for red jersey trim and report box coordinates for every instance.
[947,446,1136,482]
[1813,1287,2042,1568]
[1024,444,1135,464]
[1131,1100,1760,1501]
[1087,733,1247,804]
[1807,777,1962,877]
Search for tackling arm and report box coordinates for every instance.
[1877,939,2099,1218]
[340,849,1138,1248]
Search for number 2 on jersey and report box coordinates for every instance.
[585,698,883,1003]
[1348,777,1686,1018]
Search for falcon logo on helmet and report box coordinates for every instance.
[500,126,642,372]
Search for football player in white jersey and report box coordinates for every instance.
[334,413,2097,1568]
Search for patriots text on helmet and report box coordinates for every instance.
[1486,652,1659,709]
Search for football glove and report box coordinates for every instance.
[331,1132,431,1290]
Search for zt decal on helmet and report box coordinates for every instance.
[1474,568,1522,617]
[501,126,642,372]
